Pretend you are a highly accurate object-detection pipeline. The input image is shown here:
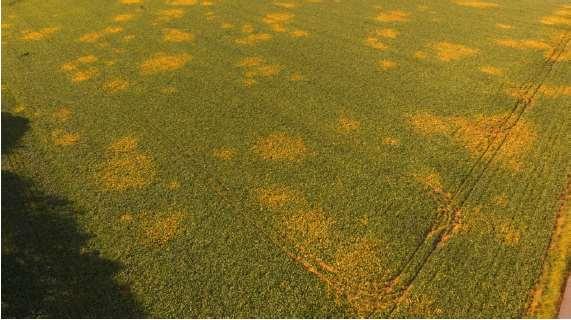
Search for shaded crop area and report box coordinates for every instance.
[2,112,143,318]
[1,0,570,317]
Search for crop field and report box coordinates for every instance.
[1,0,570,318]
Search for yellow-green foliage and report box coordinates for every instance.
[527,180,571,318]
[2,0,570,318]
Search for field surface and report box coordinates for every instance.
[2,0,570,318]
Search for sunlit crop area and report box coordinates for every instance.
[2,0,570,317]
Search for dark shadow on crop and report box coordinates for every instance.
[2,112,29,155]
[1,111,144,318]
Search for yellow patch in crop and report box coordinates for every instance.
[98,137,156,191]
[554,8,571,17]
[290,72,304,81]
[51,129,80,146]
[253,132,308,161]
[166,180,181,190]
[237,56,264,67]
[383,137,400,146]
[365,37,387,50]
[375,28,399,39]
[166,0,197,5]
[119,213,134,223]
[221,22,234,29]
[213,147,237,160]
[62,54,97,74]
[257,186,299,209]
[334,238,387,284]
[397,292,445,318]
[414,169,444,194]
[263,12,294,32]
[71,67,99,82]
[20,27,59,41]
[108,136,138,153]
[414,51,427,59]
[432,42,478,61]
[12,105,26,113]
[541,15,571,26]
[52,107,72,122]
[163,28,194,42]
[243,78,257,87]
[244,69,260,78]
[337,115,360,132]
[103,79,129,93]
[112,47,127,55]
[290,29,309,37]
[498,223,520,245]
[493,194,509,207]
[459,116,535,171]
[242,24,255,33]
[88,30,120,43]
[263,12,294,23]
[114,14,135,22]
[505,87,536,105]
[496,23,513,29]
[99,153,155,191]
[79,26,123,43]
[409,113,536,171]
[445,206,521,246]
[545,47,571,62]
[157,9,186,20]
[480,66,504,76]
[282,208,333,245]
[266,23,285,32]
[375,10,410,22]
[235,33,272,45]
[120,0,142,4]
[160,86,178,94]
[332,237,391,316]
[238,57,283,85]
[140,52,191,75]
[257,64,283,77]
[408,113,450,135]
[452,0,498,9]
[496,38,550,50]
[144,211,184,246]
[274,2,297,8]
[539,85,571,97]
[358,215,369,226]
[79,33,103,43]
[377,59,397,71]
[77,55,98,64]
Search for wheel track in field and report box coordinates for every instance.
[218,9,571,315]
[525,173,571,316]
[7,3,570,316]
[64,4,567,314]
[25,13,571,316]
[4,7,366,315]
[386,30,570,316]
[199,27,569,314]
[17,22,571,320]
[452,117,565,316]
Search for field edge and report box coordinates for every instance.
[526,175,571,318]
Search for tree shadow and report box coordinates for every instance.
[2,112,144,318]
[1,110,29,155]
